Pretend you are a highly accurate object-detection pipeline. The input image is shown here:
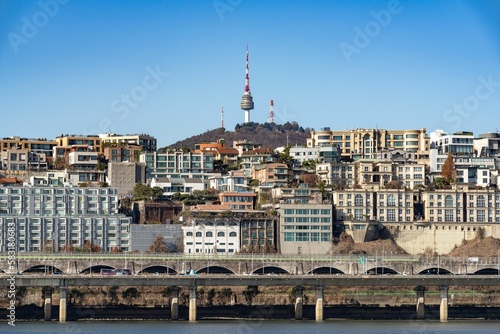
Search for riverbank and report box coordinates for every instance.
[4,304,500,321]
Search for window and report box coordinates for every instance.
[186,232,193,236]
[477,195,485,208]
[229,232,237,237]
[195,232,202,237]
[387,195,395,207]
[387,209,396,221]
[354,194,363,206]
[217,232,225,237]
[206,231,213,237]
[445,195,453,207]
[445,209,454,222]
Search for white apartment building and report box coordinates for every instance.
[208,170,248,192]
[141,150,217,181]
[182,218,240,254]
[0,186,131,252]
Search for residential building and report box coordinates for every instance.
[430,130,474,156]
[271,185,322,204]
[150,177,205,196]
[307,127,429,161]
[316,162,356,188]
[423,185,500,223]
[278,203,333,254]
[99,133,157,152]
[55,135,102,153]
[332,188,416,223]
[103,144,142,163]
[252,162,289,188]
[474,132,500,158]
[141,149,217,181]
[290,145,340,165]
[1,147,48,171]
[208,170,248,192]
[194,139,239,165]
[182,218,240,254]
[0,136,56,157]
[233,140,261,157]
[29,171,66,187]
[240,148,276,176]
[219,191,256,210]
[0,186,130,252]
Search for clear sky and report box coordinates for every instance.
[1,0,500,147]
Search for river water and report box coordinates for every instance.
[2,320,499,334]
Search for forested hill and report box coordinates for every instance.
[165,122,312,150]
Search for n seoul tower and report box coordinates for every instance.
[240,46,254,123]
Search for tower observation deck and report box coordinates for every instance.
[240,46,254,123]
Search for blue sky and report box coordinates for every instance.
[1,0,500,147]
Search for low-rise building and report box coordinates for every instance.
[278,203,333,254]
[182,218,240,254]
[252,162,289,188]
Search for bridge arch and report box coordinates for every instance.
[80,264,114,275]
[196,266,234,274]
[366,267,399,275]
[22,265,63,275]
[308,267,344,275]
[251,266,289,275]
[139,265,177,275]
[470,268,500,275]
[417,267,454,275]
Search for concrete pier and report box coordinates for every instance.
[189,286,197,322]
[42,287,52,321]
[315,285,324,321]
[440,285,448,322]
[59,286,67,323]
[416,285,425,320]
[294,286,303,320]
[171,287,179,320]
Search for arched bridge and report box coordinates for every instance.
[1,253,499,276]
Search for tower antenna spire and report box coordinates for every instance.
[221,104,224,129]
[267,99,275,123]
[240,46,254,123]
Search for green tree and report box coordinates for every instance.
[434,177,449,189]
[276,146,294,165]
[151,186,164,200]
[133,183,152,200]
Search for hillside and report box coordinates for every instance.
[165,122,312,150]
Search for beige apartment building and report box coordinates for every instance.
[307,127,429,161]
[0,136,56,157]
[55,135,102,153]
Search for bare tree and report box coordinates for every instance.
[148,234,169,253]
